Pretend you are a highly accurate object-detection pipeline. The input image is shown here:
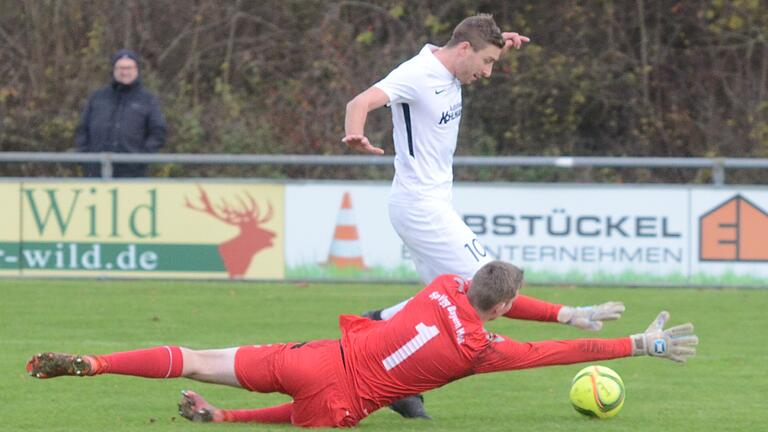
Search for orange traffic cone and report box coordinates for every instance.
[327,192,366,268]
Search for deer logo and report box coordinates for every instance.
[185,186,275,278]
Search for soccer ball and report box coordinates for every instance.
[569,365,625,419]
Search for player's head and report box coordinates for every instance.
[468,261,524,321]
[445,14,504,84]
[447,14,504,52]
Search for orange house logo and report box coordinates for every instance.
[185,186,276,277]
[699,195,768,261]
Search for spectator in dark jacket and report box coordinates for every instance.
[75,49,166,177]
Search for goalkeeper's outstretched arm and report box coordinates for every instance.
[476,311,698,373]
[504,295,626,331]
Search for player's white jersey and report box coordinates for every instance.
[374,44,462,204]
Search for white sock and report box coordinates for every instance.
[380,298,412,320]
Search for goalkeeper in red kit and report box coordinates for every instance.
[26,261,698,428]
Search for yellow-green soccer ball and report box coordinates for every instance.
[569,365,625,419]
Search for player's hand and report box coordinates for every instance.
[557,301,625,331]
[501,32,530,52]
[631,311,699,362]
[342,134,384,155]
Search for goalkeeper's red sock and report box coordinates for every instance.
[89,346,183,378]
[220,403,293,424]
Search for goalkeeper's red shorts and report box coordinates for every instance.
[234,339,361,427]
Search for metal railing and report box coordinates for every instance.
[2,151,768,185]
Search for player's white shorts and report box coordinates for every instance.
[388,199,491,284]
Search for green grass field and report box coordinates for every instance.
[2,279,767,431]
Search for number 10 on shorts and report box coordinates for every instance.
[464,239,487,262]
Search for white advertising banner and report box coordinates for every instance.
[453,185,689,284]
[286,182,768,286]
[285,183,415,280]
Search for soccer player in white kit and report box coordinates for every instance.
[344,15,517,313]
[343,14,624,418]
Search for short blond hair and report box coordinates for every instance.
[446,14,504,51]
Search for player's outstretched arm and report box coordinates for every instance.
[630,311,699,362]
[557,301,626,331]
[476,311,697,374]
[504,294,562,322]
[343,87,389,155]
[503,296,624,331]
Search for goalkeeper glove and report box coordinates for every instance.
[557,301,625,331]
[631,311,699,362]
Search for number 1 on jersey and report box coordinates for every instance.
[382,323,439,371]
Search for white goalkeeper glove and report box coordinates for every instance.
[631,311,699,362]
[557,301,625,331]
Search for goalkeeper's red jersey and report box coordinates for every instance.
[338,274,632,413]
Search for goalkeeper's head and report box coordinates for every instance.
[469,261,524,321]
